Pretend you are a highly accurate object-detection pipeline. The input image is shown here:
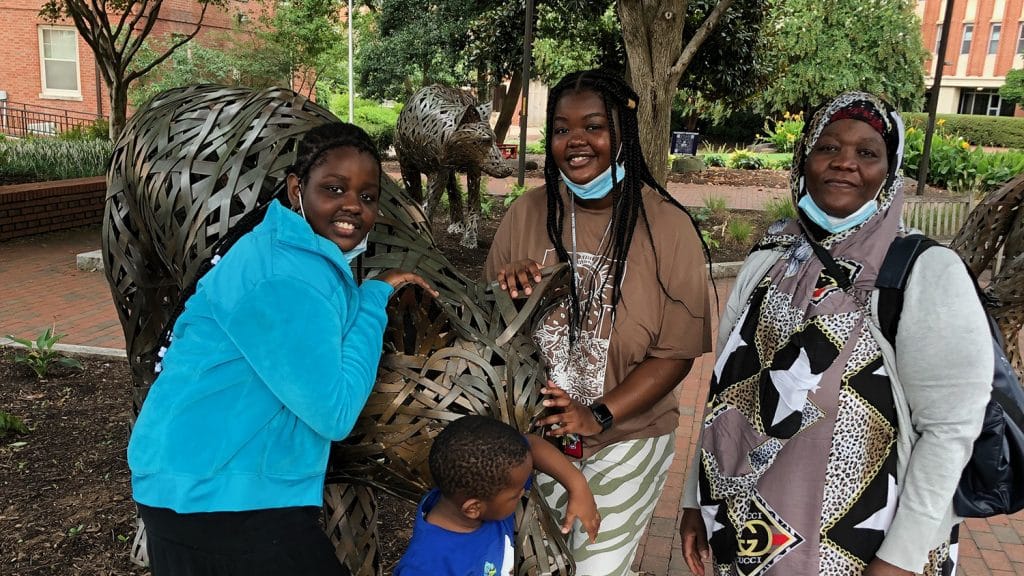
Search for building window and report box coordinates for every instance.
[962,23,974,54]
[936,24,944,54]
[38,27,80,97]
[958,89,1015,116]
[1018,22,1024,53]
[990,23,1002,54]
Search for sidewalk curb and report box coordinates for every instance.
[0,338,126,360]
[710,261,743,279]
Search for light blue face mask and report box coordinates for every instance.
[342,235,369,264]
[560,162,626,201]
[798,192,878,234]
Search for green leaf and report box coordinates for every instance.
[7,336,34,348]
[0,412,29,437]
[57,357,84,370]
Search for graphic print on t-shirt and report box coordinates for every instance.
[534,248,624,405]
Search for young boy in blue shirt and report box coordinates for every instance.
[395,415,600,576]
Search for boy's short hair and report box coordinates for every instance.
[429,415,530,501]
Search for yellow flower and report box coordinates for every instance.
[907,127,916,134]
[936,118,946,127]
[961,140,970,150]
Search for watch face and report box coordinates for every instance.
[592,403,613,431]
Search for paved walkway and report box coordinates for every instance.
[2,184,1022,575]
[389,172,789,212]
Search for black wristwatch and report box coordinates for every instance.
[590,402,614,432]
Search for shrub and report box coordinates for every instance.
[759,113,804,153]
[726,150,765,170]
[767,157,793,171]
[763,197,796,221]
[354,105,400,154]
[903,124,1024,192]
[902,112,1024,148]
[525,142,545,155]
[726,218,754,244]
[703,154,726,167]
[59,118,111,141]
[6,326,83,379]
[700,229,720,250]
[480,192,494,218]
[702,195,728,215]
[504,183,528,206]
[0,138,112,181]
[325,94,402,154]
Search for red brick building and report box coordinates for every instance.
[0,0,251,130]
[919,0,1024,115]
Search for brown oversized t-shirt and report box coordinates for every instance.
[485,184,712,456]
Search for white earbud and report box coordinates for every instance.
[297,187,308,220]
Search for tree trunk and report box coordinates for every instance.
[109,80,129,141]
[617,0,737,185]
[493,68,522,145]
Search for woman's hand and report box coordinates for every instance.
[863,558,914,576]
[679,508,709,576]
[495,259,542,298]
[376,269,439,296]
[564,483,601,543]
[535,383,603,437]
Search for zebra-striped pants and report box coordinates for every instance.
[536,433,675,576]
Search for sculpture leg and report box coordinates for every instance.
[323,483,381,576]
[400,164,424,204]
[424,169,449,222]
[446,175,465,235]
[461,169,481,248]
[101,190,178,414]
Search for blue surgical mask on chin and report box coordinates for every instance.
[798,192,878,234]
[560,162,626,201]
[343,235,369,264]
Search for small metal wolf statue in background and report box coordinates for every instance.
[395,84,513,248]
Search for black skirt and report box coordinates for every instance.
[138,503,351,576]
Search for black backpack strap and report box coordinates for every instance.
[875,234,941,344]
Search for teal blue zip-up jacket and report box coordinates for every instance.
[128,200,394,513]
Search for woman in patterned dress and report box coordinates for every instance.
[679,92,993,576]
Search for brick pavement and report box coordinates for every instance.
[3,190,1023,575]
[405,172,789,213]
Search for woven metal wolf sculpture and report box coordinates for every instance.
[950,173,1024,376]
[395,85,513,249]
[102,85,576,575]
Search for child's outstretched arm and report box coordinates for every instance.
[526,434,600,543]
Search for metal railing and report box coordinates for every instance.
[0,100,105,138]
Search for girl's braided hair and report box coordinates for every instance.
[153,122,381,372]
[290,121,382,186]
[542,68,710,348]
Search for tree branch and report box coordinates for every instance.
[121,0,163,68]
[125,1,208,82]
[669,0,737,78]
[110,0,139,44]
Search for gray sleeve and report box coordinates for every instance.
[876,247,993,570]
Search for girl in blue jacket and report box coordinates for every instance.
[128,122,435,575]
